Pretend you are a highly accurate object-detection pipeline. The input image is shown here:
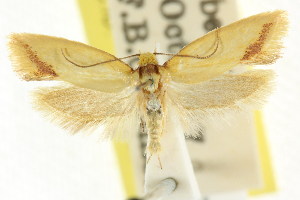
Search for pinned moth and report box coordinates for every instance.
[9,11,287,165]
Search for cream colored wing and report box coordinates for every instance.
[33,84,139,138]
[163,10,287,84]
[166,70,274,137]
[9,33,136,92]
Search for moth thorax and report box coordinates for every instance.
[138,52,158,66]
[139,64,161,93]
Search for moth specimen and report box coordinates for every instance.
[9,11,287,160]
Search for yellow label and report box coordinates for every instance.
[249,111,277,195]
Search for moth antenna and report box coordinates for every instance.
[154,28,220,60]
[153,52,177,57]
[61,48,140,68]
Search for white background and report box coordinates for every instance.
[0,0,299,200]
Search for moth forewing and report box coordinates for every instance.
[165,10,288,84]
[8,33,136,93]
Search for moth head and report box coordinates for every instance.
[138,52,158,66]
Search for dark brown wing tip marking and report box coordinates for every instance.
[241,23,274,62]
[241,11,288,65]
[9,34,58,81]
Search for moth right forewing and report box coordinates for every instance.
[164,10,287,84]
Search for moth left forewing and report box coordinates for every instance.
[32,84,139,139]
[9,33,136,93]
[164,10,287,84]
[166,70,274,137]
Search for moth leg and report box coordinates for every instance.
[146,154,163,169]
[147,154,153,164]
[157,154,162,170]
